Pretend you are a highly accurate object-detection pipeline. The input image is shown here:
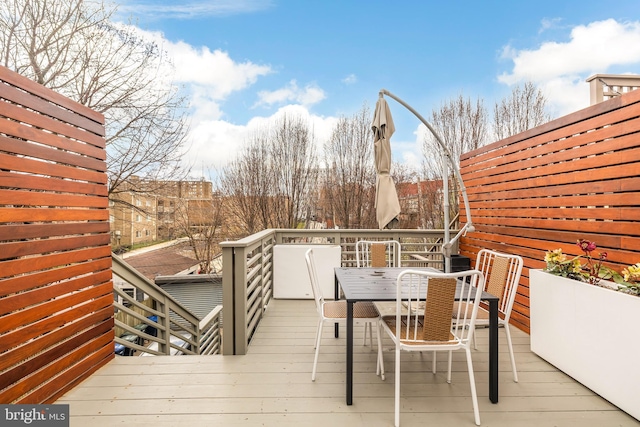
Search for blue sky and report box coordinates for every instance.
[114,0,640,178]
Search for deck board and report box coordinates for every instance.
[57,299,640,427]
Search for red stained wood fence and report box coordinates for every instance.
[0,66,113,403]
[459,88,640,334]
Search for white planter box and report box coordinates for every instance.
[530,269,640,421]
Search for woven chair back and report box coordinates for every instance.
[423,278,456,341]
[356,240,401,268]
[371,243,387,268]
[475,249,524,318]
[486,256,509,300]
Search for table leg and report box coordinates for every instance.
[489,298,499,403]
[346,300,354,405]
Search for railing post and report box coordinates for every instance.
[222,245,236,355]
[161,298,172,355]
[221,243,250,355]
[260,237,266,316]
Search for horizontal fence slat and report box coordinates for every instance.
[0,77,105,137]
[0,207,108,222]
[0,257,112,298]
[0,222,110,241]
[0,319,113,391]
[470,207,640,221]
[0,134,106,170]
[0,153,107,184]
[0,283,113,336]
[0,234,110,260]
[0,173,108,197]
[0,306,113,366]
[1,329,113,404]
[0,269,112,315]
[0,189,107,208]
[0,65,111,404]
[460,89,640,333]
[1,246,111,278]
[466,162,640,196]
[29,341,114,404]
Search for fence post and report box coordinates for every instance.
[221,245,236,355]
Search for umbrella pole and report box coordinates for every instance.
[379,89,475,268]
[442,150,450,272]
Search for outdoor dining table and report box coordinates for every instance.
[334,266,500,406]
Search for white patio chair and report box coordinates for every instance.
[355,239,401,269]
[355,239,401,345]
[467,248,523,382]
[380,269,484,426]
[305,248,384,381]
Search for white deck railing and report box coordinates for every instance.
[111,254,223,356]
[220,228,453,355]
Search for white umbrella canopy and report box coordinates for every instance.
[372,96,401,229]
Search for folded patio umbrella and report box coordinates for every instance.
[372,96,401,229]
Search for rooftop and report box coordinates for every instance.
[57,299,638,427]
[122,240,198,280]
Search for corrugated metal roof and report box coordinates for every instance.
[156,275,223,324]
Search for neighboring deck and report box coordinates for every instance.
[58,299,639,427]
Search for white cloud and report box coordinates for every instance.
[342,74,358,85]
[254,80,326,108]
[538,17,562,34]
[168,42,272,97]
[499,19,640,116]
[184,104,338,178]
[131,28,272,99]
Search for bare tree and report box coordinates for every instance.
[322,104,376,229]
[219,113,317,234]
[0,0,190,204]
[173,193,225,274]
[270,114,317,228]
[423,95,488,224]
[493,81,551,140]
[219,135,271,235]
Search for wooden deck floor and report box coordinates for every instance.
[58,299,639,427]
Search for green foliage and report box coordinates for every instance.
[543,242,640,297]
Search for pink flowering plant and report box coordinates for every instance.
[575,239,613,285]
[544,239,639,296]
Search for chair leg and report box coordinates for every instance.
[431,351,436,374]
[465,348,481,426]
[376,322,385,380]
[364,322,373,346]
[504,324,519,382]
[394,346,401,427]
[446,350,452,384]
[472,327,478,350]
[313,319,323,350]
[311,319,323,381]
